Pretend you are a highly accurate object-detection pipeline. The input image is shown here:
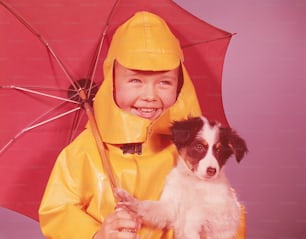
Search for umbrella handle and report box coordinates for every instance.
[79,90,120,202]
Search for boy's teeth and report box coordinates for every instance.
[139,108,155,112]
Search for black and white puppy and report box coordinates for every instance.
[117,116,248,239]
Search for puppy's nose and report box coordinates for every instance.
[206,167,216,176]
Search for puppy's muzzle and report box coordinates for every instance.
[206,167,217,176]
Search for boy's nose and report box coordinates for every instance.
[142,84,157,101]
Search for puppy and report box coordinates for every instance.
[117,116,248,239]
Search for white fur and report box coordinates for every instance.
[196,119,221,179]
[117,119,242,239]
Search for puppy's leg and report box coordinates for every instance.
[176,210,202,239]
[116,188,172,229]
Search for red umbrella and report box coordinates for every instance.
[0,0,233,220]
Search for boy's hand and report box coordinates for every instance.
[115,188,140,215]
[93,207,141,239]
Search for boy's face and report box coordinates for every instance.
[114,62,179,120]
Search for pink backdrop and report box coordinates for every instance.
[1,0,305,238]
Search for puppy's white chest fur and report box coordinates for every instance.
[162,161,241,239]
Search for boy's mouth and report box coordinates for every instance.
[132,107,161,120]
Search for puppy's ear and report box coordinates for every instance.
[227,130,248,162]
[170,117,203,149]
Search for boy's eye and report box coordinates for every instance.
[159,80,172,85]
[129,78,142,84]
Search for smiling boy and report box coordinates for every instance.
[39,11,245,239]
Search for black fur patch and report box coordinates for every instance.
[170,117,203,149]
[185,139,208,168]
[219,127,248,162]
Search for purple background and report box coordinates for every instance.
[1,0,305,238]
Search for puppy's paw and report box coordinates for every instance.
[115,188,140,214]
[115,188,133,201]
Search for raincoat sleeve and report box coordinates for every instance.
[39,146,101,239]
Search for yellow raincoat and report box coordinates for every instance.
[39,11,246,239]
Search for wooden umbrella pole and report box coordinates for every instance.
[79,89,119,202]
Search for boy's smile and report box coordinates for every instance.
[114,62,179,120]
[130,107,160,120]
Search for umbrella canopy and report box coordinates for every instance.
[0,0,233,220]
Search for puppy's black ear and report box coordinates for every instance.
[227,130,248,162]
[170,117,203,149]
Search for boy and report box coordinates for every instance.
[39,11,245,239]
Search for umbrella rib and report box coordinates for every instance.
[2,85,79,104]
[87,0,120,99]
[68,109,86,143]
[27,93,81,126]
[69,110,81,142]
[3,85,68,92]
[0,107,81,155]
[107,0,121,23]
[1,1,79,92]
[25,107,81,131]
[182,34,233,49]
[87,29,106,99]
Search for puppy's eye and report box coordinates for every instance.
[187,141,208,159]
[214,143,224,155]
[194,143,205,152]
